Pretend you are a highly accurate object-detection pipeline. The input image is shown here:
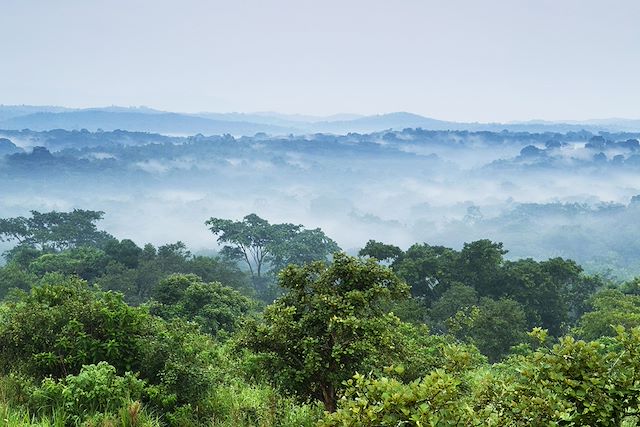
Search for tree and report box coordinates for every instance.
[206,214,298,279]
[0,209,113,252]
[268,228,340,273]
[157,241,191,272]
[0,275,217,413]
[320,371,474,426]
[239,253,409,411]
[358,240,403,263]
[467,297,528,362]
[0,262,37,299]
[455,239,506,297]
[499,259,567,335]
[391,243,458,300]
[151,273,254,336]
[577,289,640,340]
[205,214,339,285]
[541,257,603,324]
[322,327,640,426]
[104,238,142,269]
[429,282,478,329]
[0,275,154,379]
[185,255,252,294]
[28,247,109,281]
[497,328,640,426]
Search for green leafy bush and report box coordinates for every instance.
[0,275,219,422]
[0,275,153,379]
[320,371,476,426]
[30,362,145,419]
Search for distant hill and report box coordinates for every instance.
[1,105,639,135]
[0,110,291,136]
[0,138,21,156]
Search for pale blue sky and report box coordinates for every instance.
[1,0,639,121]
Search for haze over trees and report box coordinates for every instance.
[2,126,640,279]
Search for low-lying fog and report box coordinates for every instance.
[1,128,640,277]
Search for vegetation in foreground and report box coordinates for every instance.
[0,210,640,425]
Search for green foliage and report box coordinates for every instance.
[206,214,297,279]
[104,239,142,269]
[30,362,145,420]
[0,263,36,300]
[3,245,43,268]
[322,327,640,426]
[0,276,218,420]
[138,319,216,412]
[382,297,429,324]
[239,252,409,411]
[457,239,507,296]
[391,243,458,299]
[373,239,603,343]
[208,380,322,427]
[429,282,477,327]
[466,297,528,362]
[205,214,339,298]
[0,371,158,427]
[577,288,640,340]
[1,217,639,426]
[0,276,153,379]
[493,327,640,425]
[184,255,252,295]
[358,240,403,262]
[151,274,254,336]
[320,371,475,426]
[28,248,109,281]
[0,210,113,252]
[390,322,486,382]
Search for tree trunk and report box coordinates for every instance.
[320,383,337,412]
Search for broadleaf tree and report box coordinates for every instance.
[205,214,339,292]
[239,252,409,412]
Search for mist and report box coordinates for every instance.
[1,127,639,277]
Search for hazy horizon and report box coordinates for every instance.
[3,104,640,125]
[2,0,639,122]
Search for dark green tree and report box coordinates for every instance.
[467,297,528,362]
[455,239,506,297]
[358,240,403,263]
[104,239,142,269]
[151,273,254,336]
[391,243,458,300]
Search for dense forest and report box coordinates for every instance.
[1,209,640,426]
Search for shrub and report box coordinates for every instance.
[30,362,145,420]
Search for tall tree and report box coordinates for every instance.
[205,213,338,279]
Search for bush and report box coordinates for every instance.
[0,275,154,379]
[0,276,219,422]
[320,371,476,426]
[30,362,145,420]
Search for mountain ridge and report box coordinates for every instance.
[1,105,639,136]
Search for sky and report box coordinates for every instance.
[1,0,639,122]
